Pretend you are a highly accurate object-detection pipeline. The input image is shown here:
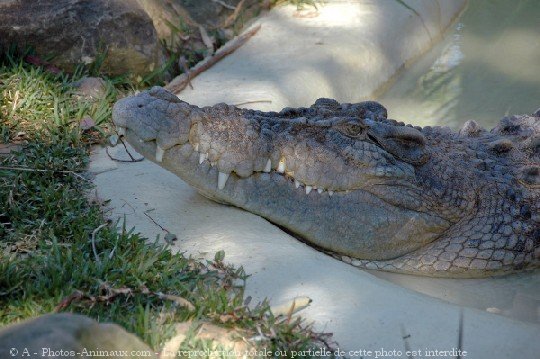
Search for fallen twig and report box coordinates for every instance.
[143,209,170,233]
[55,283,195,312]
[165,25,261,94]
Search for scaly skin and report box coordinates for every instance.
[112,87,540,278]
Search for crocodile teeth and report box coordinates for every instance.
[328,190,334,196]
[199,153,207,164]
[263,159,272,173]
[218,172,230,190]
[294,180,301,188]
[116,126,126,136]
[317,188,324,194]
[277,158,286,173]
[155,146,164,162]
[193,143,199,152]
[305,185,312,194]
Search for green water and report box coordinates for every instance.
[379,0,540,129]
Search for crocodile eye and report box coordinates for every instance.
[340,124,365,138]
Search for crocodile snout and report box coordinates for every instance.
[112,87,194,162]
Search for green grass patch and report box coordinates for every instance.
[0,57,334,356]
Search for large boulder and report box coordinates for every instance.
[0,313,157,359]
[0,0,166,77]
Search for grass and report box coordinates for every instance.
[0,55,335,356]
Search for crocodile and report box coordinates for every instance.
[112,87,540,278]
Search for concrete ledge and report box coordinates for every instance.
[176,0,467,111]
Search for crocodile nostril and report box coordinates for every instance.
[138,104,143,108]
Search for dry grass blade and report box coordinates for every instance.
[223,0,247,28]
[91,223,108,264]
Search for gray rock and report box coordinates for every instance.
[0,0,166,77]
[0,313,157,359]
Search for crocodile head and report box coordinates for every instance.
[113,87,540,277]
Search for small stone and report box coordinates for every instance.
[164,233,177,243]
[341,255,352,264]
[109,134,119,146]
